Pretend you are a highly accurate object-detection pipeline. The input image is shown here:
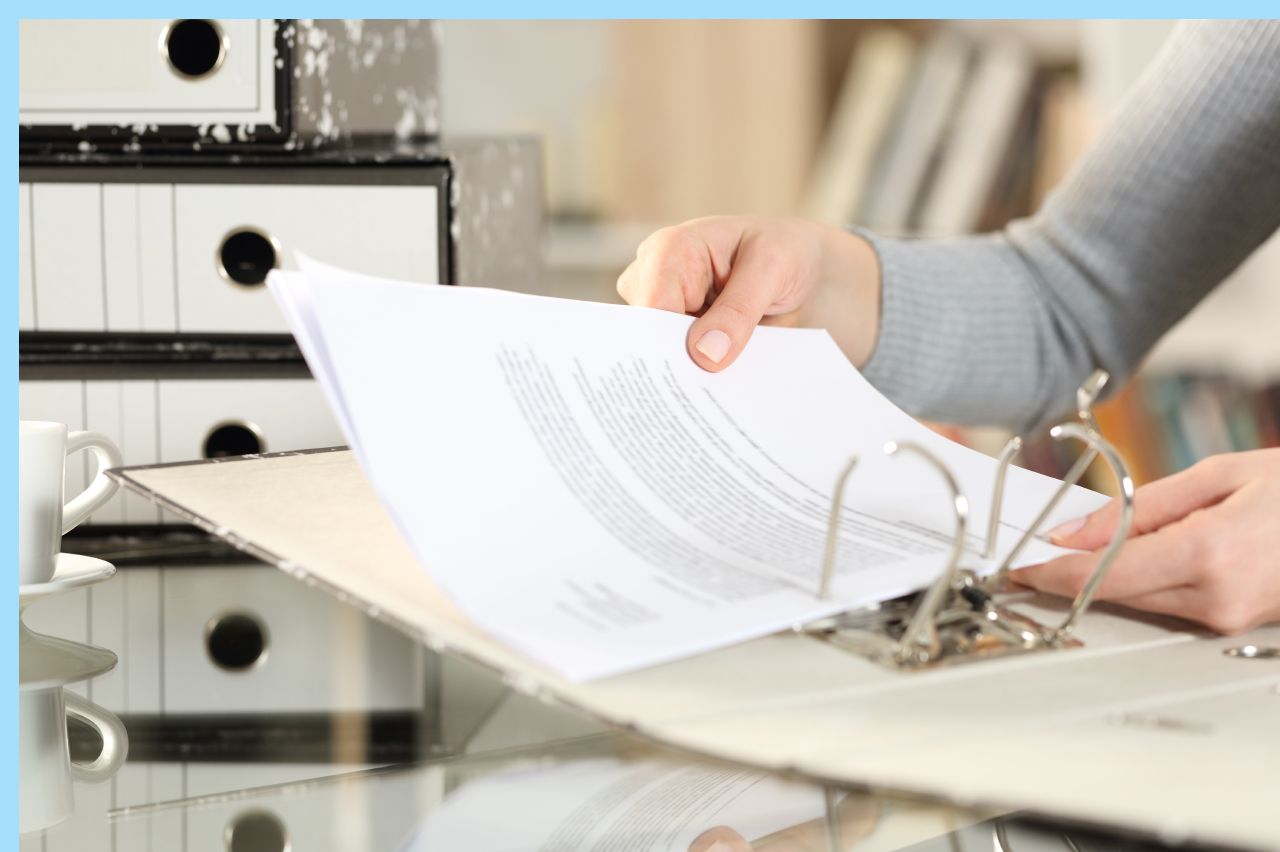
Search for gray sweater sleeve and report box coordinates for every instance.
[859,19,1280,432]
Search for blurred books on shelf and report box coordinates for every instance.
[804,23,1069,239]
[915,39,1034,237]
[928,374,1279,498]
[859,31,970,234]
[800,26,917,227]
[942,375,1280,497]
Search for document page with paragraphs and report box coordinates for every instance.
[270,260,1104,680]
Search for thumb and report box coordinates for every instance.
[686,245,798,372]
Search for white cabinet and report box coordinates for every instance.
[174,183,440,332]
[163,565,427,713]
[157,378,344,462]
[18,20,276,128]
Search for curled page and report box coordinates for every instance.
[268,262,1103,680]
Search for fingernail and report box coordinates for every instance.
[708,842,733,852]
[1048,516,1086,544]
[694,329,732,363]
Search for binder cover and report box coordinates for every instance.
[110,449,1280,851]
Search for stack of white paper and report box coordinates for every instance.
[269,260,1103,681]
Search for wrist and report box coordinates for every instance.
[799,224,882,368]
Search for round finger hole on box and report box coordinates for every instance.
[206,612,269,672]
[217,228,281,289]
[225,809,290,852]
[203,421,266,459]
[162,20,227,80]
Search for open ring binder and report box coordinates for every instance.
[800,370,1136,670]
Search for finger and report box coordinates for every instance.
[616,260,642,305]
[1048,454,1247,550]
[1012,516,1209,601]
[629,225,725,315]
[686,237,804,371]
[688,826,752,852]
[1105,585,1208,627]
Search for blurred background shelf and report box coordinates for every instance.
[506,19,1278,491]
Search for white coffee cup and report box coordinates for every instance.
[18,421,123,586]
[19,686,129,834]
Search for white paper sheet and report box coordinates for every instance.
[398,758,827,852]
[269,260,1106,680]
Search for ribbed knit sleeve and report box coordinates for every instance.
[859,19,1280,431]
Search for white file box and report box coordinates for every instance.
[174,183,440,332]
[157,378,344,464]
[183,767,435,852]
[183,764,436,852]
[18,20,277,129]
[20,139,541,331]
[30,183,105,331]
[103,184,179,332]
[162,565,428,713]
[81,569,163,715]
[19,183,35,330]
[18,377,343,524]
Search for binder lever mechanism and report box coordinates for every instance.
[799,370,1135,671]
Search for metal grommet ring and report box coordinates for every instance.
[160,19,228,81]
[215,227,282,290]
[202,419,267,459]
[205,610,270,673]
[225,808,290,852]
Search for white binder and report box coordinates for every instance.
[110,448,1280,852]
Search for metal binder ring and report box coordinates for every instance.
[984,436,1023,559]
[1044,422,1134,643]
[985,370,1110,592]
[819,455,859,600]
[884,442,969,664]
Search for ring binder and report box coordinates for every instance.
[802,370,1136,670]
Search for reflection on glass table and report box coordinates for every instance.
[27,728,1238,852]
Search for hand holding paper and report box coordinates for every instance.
[269,260,1103,680]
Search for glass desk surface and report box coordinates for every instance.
[24,722,1235,852]
[22,532,1248,852]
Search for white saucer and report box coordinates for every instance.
[19,622,118,692]
[19,553,115,609]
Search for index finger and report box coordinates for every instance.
[622,221,737,315]
[1012,510,1212,601]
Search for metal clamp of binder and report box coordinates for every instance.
[800,370,1135,671]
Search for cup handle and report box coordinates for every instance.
[64,690,130,783]
[62,431,123,534]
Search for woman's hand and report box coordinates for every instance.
[1013,448,1280,634]
[617,216,882,372]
